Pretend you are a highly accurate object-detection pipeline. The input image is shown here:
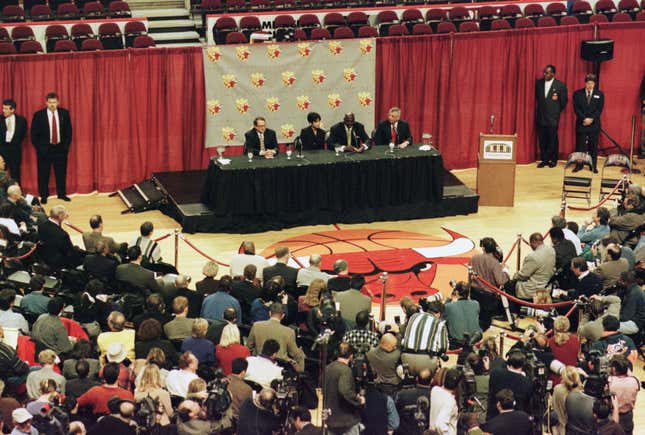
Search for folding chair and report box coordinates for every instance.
[562,152,593,206]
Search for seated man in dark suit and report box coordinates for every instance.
[327,259,351,292]
[328,112,369,153]
[262,246,299,296]
[299,112,326,151]
[244,116,278,158]
[373,106,412,149]
[37,204,84,269]
[83,240,119,284]
[231,264,262,324]
[115,245,161,293]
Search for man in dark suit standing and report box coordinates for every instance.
[535,65,568,168]
[299,112,326,151]
[328,113,369,153]
[37,205,83,269]
[0,99,27,183]
[573,74,604,173]
[30,92,72,203]
[244,116,278,158]
[262,246,299,296]
[373,107,413,148]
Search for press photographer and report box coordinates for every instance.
[237,388,282,435]
[393,368,432,435]
[400,299,448,375]
[443,281,482,350]
[487,349,533,420]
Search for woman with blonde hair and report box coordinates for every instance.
[134,363,173,426]
[134,347,169,388]
[181,318,215,365]
[186,378,208,402]
[551,366,582,435]
[26,379,64,418]
[547,316,580,385]
[215,323,250,375]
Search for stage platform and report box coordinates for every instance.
[152,169,479,234]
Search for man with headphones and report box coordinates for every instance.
[481,389,533,434]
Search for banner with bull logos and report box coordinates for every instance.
[203,38,376,148]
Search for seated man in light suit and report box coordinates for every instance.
[505,232,555,301]
[328,113,369,153]
[373,107,412,148]
[244,116,278,159]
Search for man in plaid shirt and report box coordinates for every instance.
[342,310,380,357]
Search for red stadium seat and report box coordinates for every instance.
[201,0,222,12]
[71,23,94,49]
[0,28,10,43]
[448,6,471,22]
[490,19,511,30]
[274,14,294,41]
[83,1,106,18]
[333,26,354,39]
[99,22,123,49]
[125,21,146,47]
[54,39,76,52]
[225,31,247,43]
[214,16,238,44]
[0,42,17,54]
[387,24,409,36]
[81,38,103,51]
[57,3,80,19]
[618,0,640,11]
[458,21,478,32]
[426,9,445,33]
[347,11,369,35]
[537,16,557,26]
[524,3,545,18]
[109,1,131,18]
[273,0,295,9]
[515,17,535,28]
[30,4,51,21]
[249,0,269,10]
[477,6,499,31]
[240,15,261,39]
[310,28,331,40]
[324,12,345,34]
[546,2,567,16]
[225,0,247,12]
[560,15,580,25]
[589,13,609,22]
[133,35,155,48]
[437,21,456,33]
[273,14,295,27]
[10,26,34,52]
[572,1,593,23]
[500,4,522,27]
[23,0,41,17]
[357,26,378,37]
[376,10,398,36]
[293,28,307,40]
[596,0,618,16]
[611,11,633,19]
[2,5,25,22]
[411,23,432,34]
[45,24,69,53]
[299,13,320,29]
[19,40,43,53]
[402,9,423,33]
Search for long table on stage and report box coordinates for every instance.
[200,145,444,233]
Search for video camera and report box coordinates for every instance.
[519,306,557,331]
[581,349,610,400]
[205,369,233,421]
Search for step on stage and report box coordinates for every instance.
[153,169,479,234]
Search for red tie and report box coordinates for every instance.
[51,112,58,144]
[390,124,396,144]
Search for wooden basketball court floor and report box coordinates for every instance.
[56,158,645,430]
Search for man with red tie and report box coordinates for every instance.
[373,107,413,149]
[30,92,72,204]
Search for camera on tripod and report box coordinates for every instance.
[205,370,232,420]
[581,349,611,400]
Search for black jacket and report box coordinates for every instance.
[30,107,72,153]
[0,114,27,147]
[243,128,279,155]
[373,119,413,146]
[328,121,369,150]
[262,262,298,296]
[37,219,79,269]
[535,78,568,127]
[573,88,604,134]
[83,253,118,283]
[299,126,326,151]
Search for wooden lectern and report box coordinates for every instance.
[477,133,517,206]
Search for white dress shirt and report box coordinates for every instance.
[244,356,283,388]
[47,109,60,144]
[4,115,14,142]
[165,369,198,398]
[544,78,554,97]
[229,253,270,277]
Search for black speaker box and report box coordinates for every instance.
[581,39,614,62]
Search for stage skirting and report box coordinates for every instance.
[0,22,641,195]
[200,146,444,232]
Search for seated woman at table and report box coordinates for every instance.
[299,112,326,151]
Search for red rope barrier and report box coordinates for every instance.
[502,238,519,265]
[567,178,624,211]
[154,233,172,242]
[0,243,39,261]
[179,235,230,267]
[63,222,83,234]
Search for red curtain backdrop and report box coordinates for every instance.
[0,47,207,194]
[376,23,645,170]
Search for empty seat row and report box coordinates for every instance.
[0,21,149,53]
[1,1,130,23]
[199,0,424,13]
[0,34,153,53]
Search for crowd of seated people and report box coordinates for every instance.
[0,161,642,434]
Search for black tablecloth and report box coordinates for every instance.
[200,146,444,233]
